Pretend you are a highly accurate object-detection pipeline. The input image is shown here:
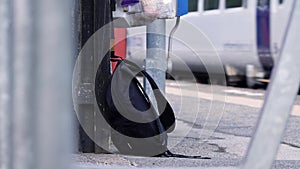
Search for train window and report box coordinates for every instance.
[204,0,219,10]
[257,0,270,7]
[279,0,284,4]
[189,0,198,12]
[226,0,243,8]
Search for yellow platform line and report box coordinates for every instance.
[166,86,300,117]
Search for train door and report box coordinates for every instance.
[270,0,293,64]
[256,0,273,74]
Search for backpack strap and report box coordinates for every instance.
[155,150,211,159]
[123,59,159,90]
[110,53,123,62]
[121,59,175,132]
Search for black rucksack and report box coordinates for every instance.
[95,57,210,158]
[104,59,175,156]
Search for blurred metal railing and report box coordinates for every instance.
[30,0,74,168]
[0,0,13,169]
[242,0,300,168]
[11,0,36,168]
[1,0,73,169]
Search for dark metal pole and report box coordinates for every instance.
[77,0,112,153]
[93,0,112,154]
[77,0,96,153]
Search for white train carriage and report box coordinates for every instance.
[121,0,293,87]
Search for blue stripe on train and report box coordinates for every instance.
[256,0,274,74]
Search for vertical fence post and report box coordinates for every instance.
[11,0,35,169]
[12,0,74,168]
[242,1,300,169]
[0,0,13,168]
[31,0,74,168]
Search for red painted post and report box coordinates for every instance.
[112,28,127,72]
